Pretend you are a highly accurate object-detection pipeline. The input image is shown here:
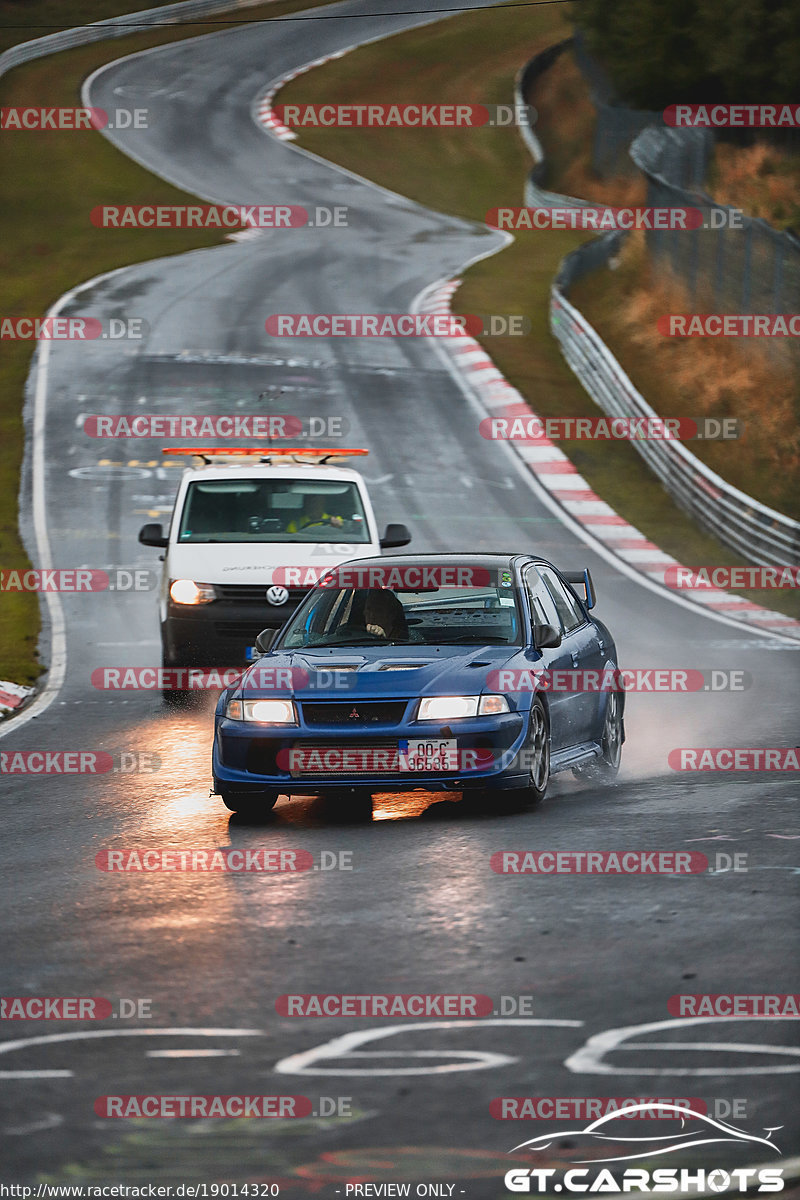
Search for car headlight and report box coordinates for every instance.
[225,698,297,724]
[169,579,216,605]
[416,695,510,720]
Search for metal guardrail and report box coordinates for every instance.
[0,0,269,82]
[515,46,800,567]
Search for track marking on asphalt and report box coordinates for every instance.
[0,1028,262,1079]
[566,1016,800,1076]
[0,263,135,742]
[146,1049,241,1058]
[274,1019,583,1076]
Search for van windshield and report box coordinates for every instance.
[177,479,371,544]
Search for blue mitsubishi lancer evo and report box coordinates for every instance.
[212,553,624,816]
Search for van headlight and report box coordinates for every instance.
[169,579,216,605]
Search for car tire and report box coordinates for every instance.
[574,690,624,783]
[518,697,550,806]
[218,789,279,816]
[161,641,192,703]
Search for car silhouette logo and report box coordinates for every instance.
[266,585,289,606]
[510,1103,783,1164]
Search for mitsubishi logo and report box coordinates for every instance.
[348,708,360,720]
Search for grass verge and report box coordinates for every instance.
[0,0,339,684]
[274,6,800,620]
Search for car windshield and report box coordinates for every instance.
[177,479,370,544]
[280,582,522,648]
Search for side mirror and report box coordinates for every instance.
[535,623,562,649]
[139,522,168,549]
[255,628,278,655]
[379,523,411,549]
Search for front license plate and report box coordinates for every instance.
[398,738,457,771]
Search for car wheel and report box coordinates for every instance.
[218,789,279,816]
[519,697,550,806]
[574,690,623,782]
[161,642,192,703]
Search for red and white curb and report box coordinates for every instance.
[253,49,352,142]
[0,680,34,718]
[420,280,800,642]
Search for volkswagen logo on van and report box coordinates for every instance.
[266,585,289,606]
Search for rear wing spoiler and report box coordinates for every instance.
[563,568,596,610]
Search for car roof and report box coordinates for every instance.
[358,551,541,572]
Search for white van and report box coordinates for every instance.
[138,448,410,667]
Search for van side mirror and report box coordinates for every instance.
[139,523,168,549]
[379,523,411,549]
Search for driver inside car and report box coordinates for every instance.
[286,492,344,533]
[364,588,408,640]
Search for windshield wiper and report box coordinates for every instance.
[435,635,511,644]
[304,637,410,648]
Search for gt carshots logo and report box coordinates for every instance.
[504,1104,784,1192]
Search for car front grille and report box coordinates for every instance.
[300,701,409,726]
[215,584,308,604]
[287,740,400,777]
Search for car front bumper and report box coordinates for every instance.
[212,710,531,793]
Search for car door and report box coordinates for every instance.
[537,565,600,746]
[522,565,579,753]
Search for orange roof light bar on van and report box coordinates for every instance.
[163,446,369,463]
